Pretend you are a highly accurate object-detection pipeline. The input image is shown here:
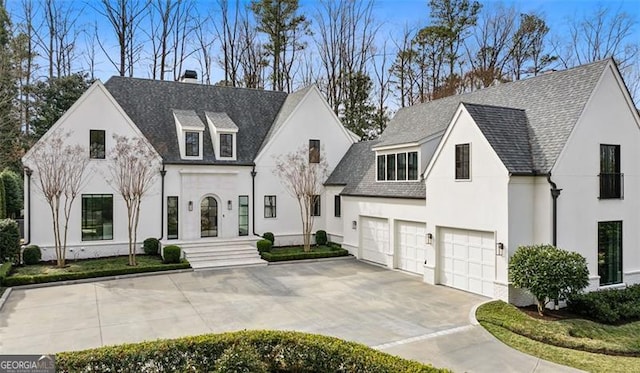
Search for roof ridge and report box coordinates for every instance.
[104,75,289,95]
[461,102,525,111]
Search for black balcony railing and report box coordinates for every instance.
[599,173,623,199]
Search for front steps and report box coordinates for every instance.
[173,237,267,270]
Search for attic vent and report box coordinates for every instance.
[180,70,198,83]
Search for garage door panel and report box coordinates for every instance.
[395,221,426,274]
[361,217,388,265]
[439,227,495,298]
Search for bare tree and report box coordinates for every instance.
[108,134,160,266]
[274,145,328,252]
[193,11,215,84]
[36,0,81,78]
[214,0,242,86]
[238,10,266,89]
[146,0,178,80]
[390,25,416,108]
[371,40,391,137]
[27,131,90,267]
[169,0,196,81]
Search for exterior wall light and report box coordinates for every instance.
[496,242,504,256]
[188,201,193,211]
[227,200,232,210]
[426,233,433,245]
[352,220,357,229]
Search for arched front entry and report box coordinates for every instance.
[200,196,218,237]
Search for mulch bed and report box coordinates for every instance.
[518,305,582,321]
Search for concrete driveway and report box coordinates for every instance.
[0,259,581,372]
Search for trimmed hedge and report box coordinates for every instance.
[22,245,42,265]
[3,262,190,287]
[262,232,275,245]
[56,330,447,372]
[163,245,181,264]
[315,230,328,245]
[143,238,160,256]
[262,248,349,262]
[0,219,20,263]
[568,285,640,324]
[257,239,273,253]
[0,261,11,285]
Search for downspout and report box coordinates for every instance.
[23,166,32,246]
[546,174,562,246]
[158,162,166,240]
[251,165,258,236]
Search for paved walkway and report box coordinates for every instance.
[0,259,581,372]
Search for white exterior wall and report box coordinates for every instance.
[424,107,510,300]
[254,88,353,245]
[552,65,640,289]
[325,186,345,243]
[24,82,162,260]
[341,195,425,268]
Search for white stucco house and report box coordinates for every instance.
[23,58,640,303]
[326,58,640,303]
[22,73,356,268]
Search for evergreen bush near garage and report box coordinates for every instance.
[143,237,160,255]
[55,330,448,373]
[163,245,181,264]
[0,169,23,218]
[509,245,589,315]
[262,232,275,245]
[256,239,273,253]
[0,219,20,263]
[315,230,327,245]
[22,245,41,265]
[0,178,5,219]
[0,261,12,285]
[568,284,640,324]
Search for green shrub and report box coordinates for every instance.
[0,219,20,263]
[3,262,190,286]
[509,244,589,315]
[327,241,342,249]
[55,330,446,372]
[0,261,12,285]
[261,248,348,262]
[214,341,268,373]
[0,178,5,219]
[256,239,272,253]
[163,245,181,264]
[315,230,327,245]
[143,238,160,256]
[0,169,22,218]
[22,245,41,265]
[262,232,275,245]
[568,285,640,324]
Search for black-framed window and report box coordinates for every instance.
[386,154,396,180]
[81,194,113,241]
[264,195,276,218]
[455,143,470,180]
[397,153,407,180]
[311,195,321,216]
[167,196,178,239]
[599,144,622,199]
[220,134,233,158]
[334,195,341,217]
[239,195,249,236]
[377,155,386,181]
[185,131,199,156]
[408,151,418,180]
[90,130,105,159]
[309,139,320,163]
[598,221,623,286]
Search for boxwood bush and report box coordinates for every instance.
[56,330,447,372]
[315,230,328,246]
[257,239,273,253]
[0,261,11,285]
[568,284,640,324]
[0,219,20,263]
[262,232,275,245]
[261,248,349,262]
[163,245,181,264]
[22,245,42,265]
[143,238,160,256]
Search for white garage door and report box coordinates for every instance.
[360,217,389,265]
[439,228,495,297]
[396,221,426,274]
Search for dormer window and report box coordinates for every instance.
[220,134,233,158]
[377,151,419,181]
[185,131,200,156]
[205,111,238,161]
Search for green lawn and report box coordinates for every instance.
[13,255,173,276]
[477,300,640,372]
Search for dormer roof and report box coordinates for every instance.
[205,111,238,131]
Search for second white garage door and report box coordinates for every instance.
[396,221,426,274]
[360,217,389,265]
[439,228,495,297]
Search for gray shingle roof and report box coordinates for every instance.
[104,77,288,164]
[462,103,534,174]
[326,140,378,186]
[172,109,205,129]
[377,59,610,172]
[205,112,238,130]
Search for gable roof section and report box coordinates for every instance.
[462,103,533,174]
[377,59,610,172]
[104,77,288,164]
[325,140,377,186]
